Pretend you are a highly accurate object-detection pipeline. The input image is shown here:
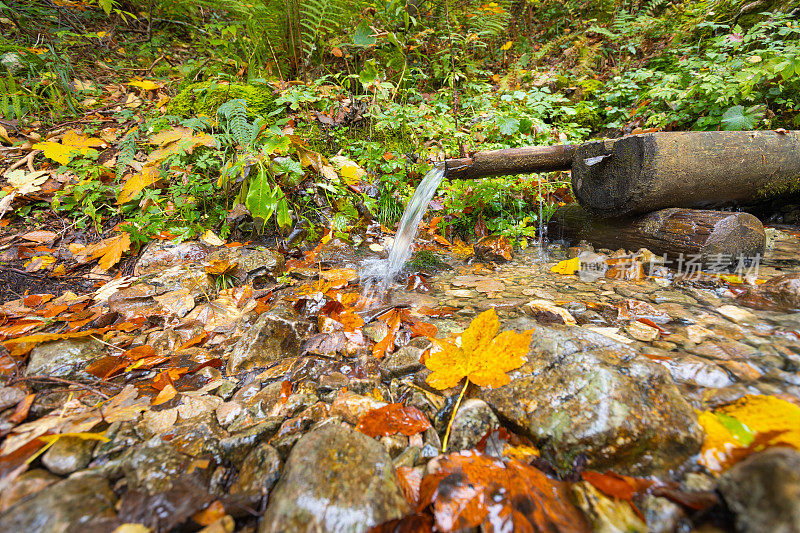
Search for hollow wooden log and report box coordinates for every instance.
[548,205,766,265]
[571,130,800,218]
[444,145,575,180]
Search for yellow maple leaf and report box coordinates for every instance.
[425,308,532,390]
[698,394,800,473]
[550,257,581,275]
[128,79,163,91]
[34,130,106,165]
[117,162,161,204]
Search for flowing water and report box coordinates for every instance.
[361,164,447,287]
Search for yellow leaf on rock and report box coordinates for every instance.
[425,309,532,390]
[550,257,581,275]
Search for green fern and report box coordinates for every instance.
[116,130,138,181]
[217,98,252,148]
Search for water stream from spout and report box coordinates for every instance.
[361,164,447,287]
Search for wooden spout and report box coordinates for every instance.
[444,144,576,180]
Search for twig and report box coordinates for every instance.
[9,376,117,399]
[5,150,40,174]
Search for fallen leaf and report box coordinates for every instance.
[4,170,50,195]
[419,451,589,532]
[356,404,432,437]
[551,257,580,275]
[698,394,800,473]
[33,130,105,165]
[425,309,532,389]
[117,162,160,204]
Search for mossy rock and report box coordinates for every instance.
[570,101,602,130]
[167,80,279,118]
[410,250,452,273]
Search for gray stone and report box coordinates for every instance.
[134,239,211,276]
[0,469,59,513]
[26,338,104,380]
[379,346,424,379]
[445,399,499,452]
[0,386,26,411]
[719,447,800,533]
[479,325,702,475]
[230,443,282,498]
[227,304,314,374]
[0,473,118,532]
[42,436,96,475]
[260,422,410,533]
[121,438,188,495]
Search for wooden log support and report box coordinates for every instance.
[444,145,575,180]
[571,130,800,218]
[548,205,766,264]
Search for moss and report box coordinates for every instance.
[570,101,602,130]
[167,80,279,119]
[410,250,452,272]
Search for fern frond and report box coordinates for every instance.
[116,130,138,181]
[217,99,252,148]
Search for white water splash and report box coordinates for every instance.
[361,164,447,287]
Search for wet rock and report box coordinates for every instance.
[121,438,188,495]
[719,447,800,533]
[220,418,283,464]
[210,246,285,282]
[654,353,733,389]
[572,481,646,532]
[652,291,698,305]
[641,495,685,533]
[479,325,702,475]
[738,273,800,311]
[445,399,499,452]
[227,304,314,374]
[0,469,59,512]
[474,235,513,262]
[625,321,660,342]
[135,239,211,276]
[25,338,104,380]
[0,473,118,531]
[379,346,424,379]
[314,239,362,268]
[0,385,26,410]
[42,436,97,475]
[717,304,757,325]
[260,422,410,533]
[230,443,282,502]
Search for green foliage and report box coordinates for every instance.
[167,80,278,118]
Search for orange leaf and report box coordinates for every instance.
[152,382,177,405]
[356,403,432,438]
[419,451,589,532]
[192,501,226,526]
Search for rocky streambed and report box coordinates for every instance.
[1,229,800,532]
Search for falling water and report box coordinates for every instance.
[361,164,447,287]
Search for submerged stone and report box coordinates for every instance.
[26,338,104,381]
[227,304,314,374]
[0,473,118,531]
[479,324,702,475]
[260,422,409,533]
[719,447,800,533]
